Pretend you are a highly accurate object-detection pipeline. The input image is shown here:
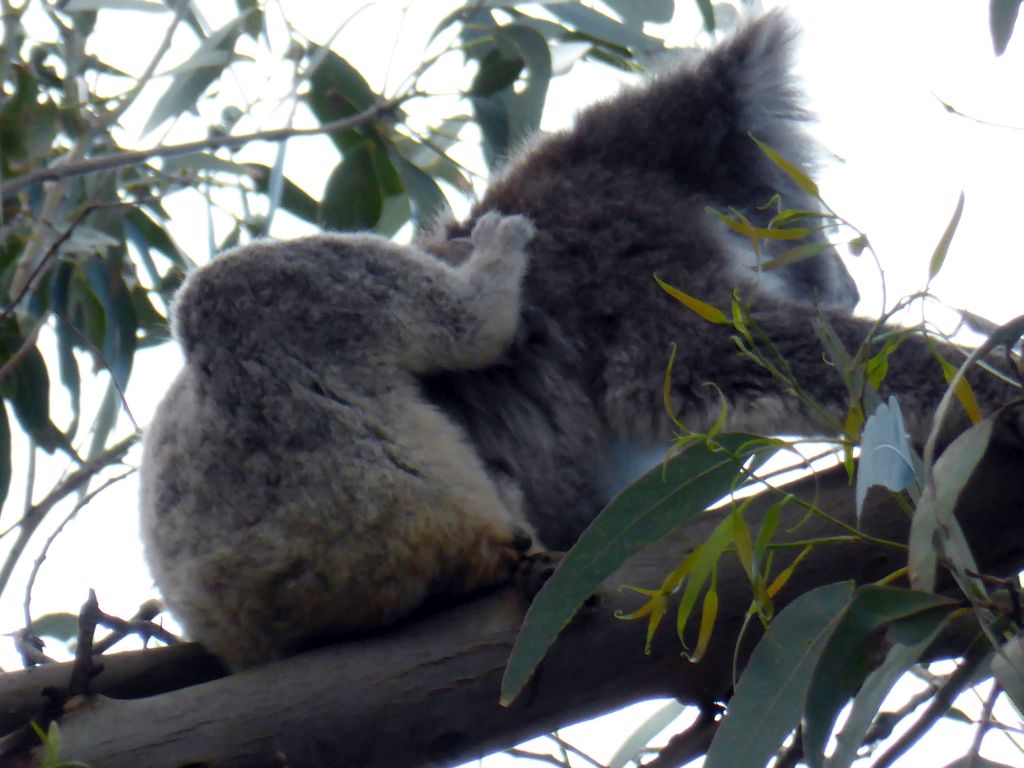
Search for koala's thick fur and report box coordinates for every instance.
[141,213,537,668]
[141,13,1015,667]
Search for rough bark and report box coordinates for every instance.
[3,404,1024,768]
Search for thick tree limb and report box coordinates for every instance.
[3,405,1024,768]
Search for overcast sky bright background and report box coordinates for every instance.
[2,1,1024,765]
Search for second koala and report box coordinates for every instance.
[140,213,536,669]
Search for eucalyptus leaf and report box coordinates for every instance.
[928,191,964,282]
[855,396,917,520]
[802,587,957,768]
[0,401,10,509]
[143,17,247,135]
[502,433,767,705]
[64,0,166,11]
[909,418,992,594]
[991,0,1022,54]
[704,582,854,768]
[319,142,383,231]
[603,0,674,25]
[827,610,950,768]
[306,47,377,152]
[0,318,65,452]
[31,612,79,643]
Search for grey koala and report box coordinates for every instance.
[418,11,1015,549]
[141,12,1015,668]
[140,212,537,669]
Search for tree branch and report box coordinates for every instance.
[2,404,1024,768]
[0,101,399,198]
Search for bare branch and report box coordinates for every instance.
[0,101,401,198]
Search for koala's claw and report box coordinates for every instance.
[472,211,535,252]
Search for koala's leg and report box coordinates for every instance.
[449,211,535,366]
[397,212,534,373]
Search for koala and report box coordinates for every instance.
[142,12,1016,667]
[418,11,1017,549]
[139,212,537,669]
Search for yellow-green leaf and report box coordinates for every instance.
[767,545,813,598]
[751,135,820,198]
[763,241,833,270]
[732,508,754,581]
[931,347,982,424]
[655,275,729,324]
[691,571,719,663]
[928,191,965,282]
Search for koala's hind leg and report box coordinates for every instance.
[456,211,535,360]
[398,212,534,373]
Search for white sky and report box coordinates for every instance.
[2,2,1024,766]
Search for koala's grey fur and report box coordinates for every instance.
[141,12,1015,667]
[418,12,1013,549]
[140,213,537,668]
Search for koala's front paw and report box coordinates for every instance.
[471,211,536,255]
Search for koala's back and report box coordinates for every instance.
[141,221,533,668]
[420,12,860,549]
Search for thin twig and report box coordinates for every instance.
[23,470,135,630]
[105,0,190,126]
[870,650,990,768]
[965,683,1000,768]
[1,100,400,198]
[92,599,178,654]
[0,433,139,596]
[546,733,604,768]
[0,202,131,322]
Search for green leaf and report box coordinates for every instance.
[0,318,65,452]
[319,142,383,231]
[245,163,320,225]
[655,276,729,324]
[473,24,552,168]
[502,433,766,705]
[930,344,982,424]
[546,3,665,53]
[676,516,732,655]
[306,47,377,152]
[802,587,957,768]
[143,17,247,135]
[695,0,716,32]
[763,242,835,270]
[64,0,166,10]
[604,0,675,25]
[84,256,137,392]
[50,265,83,437]
[124,208,184,267]
[991,0,1022,54]
[855,396,918,520]
[470,47,525,97]
[909,418,992,594]
[236,0,263,39]
[385,149,451,228]
[0,401,10,508]
[31,612,79,642]
[751,136,820,199]
[703,582,854,768]
[827,609,950,768]
[928,191,965,282]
